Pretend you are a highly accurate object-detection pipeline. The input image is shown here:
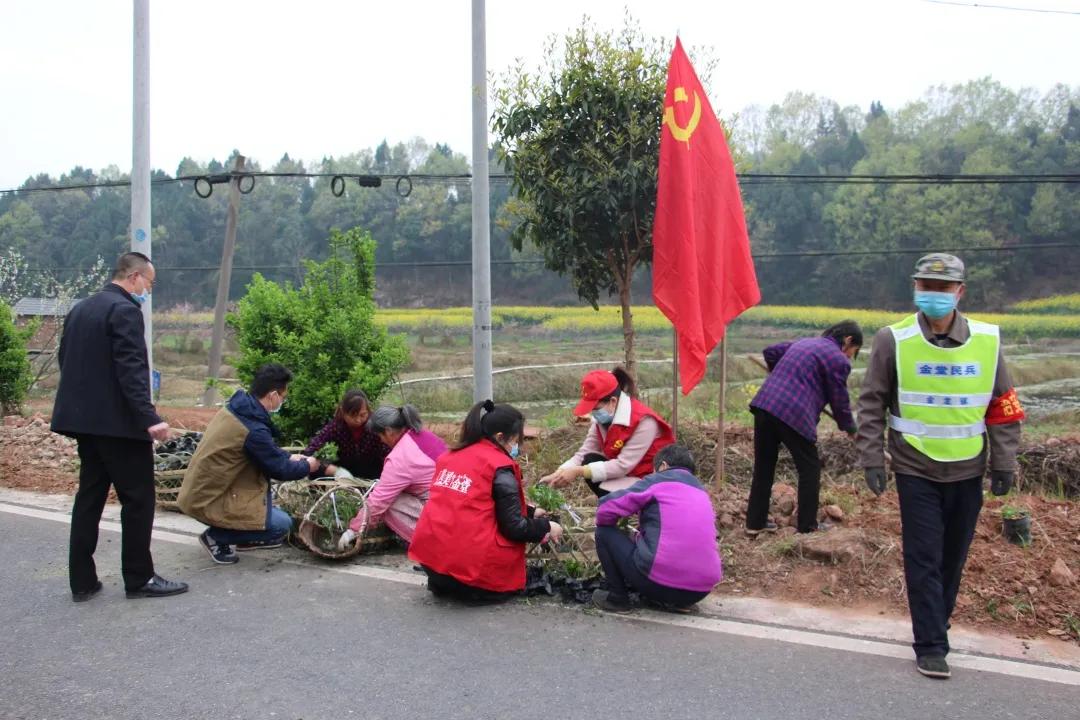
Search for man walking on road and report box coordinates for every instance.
[856,253,1023,680]
[51,252,188,601]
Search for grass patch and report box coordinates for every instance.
[1009,357,1080,387]
[1022,409,1080,441]
[820,488,857,517]
[765,536,798,557]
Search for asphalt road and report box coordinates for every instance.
[1,511,1076,720]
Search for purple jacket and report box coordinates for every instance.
[595,468,722,592]
[751,336,855,442]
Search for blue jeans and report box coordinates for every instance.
[208,494,292,546]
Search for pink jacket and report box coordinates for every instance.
[348,430,442,542]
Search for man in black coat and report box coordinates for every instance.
[51,252,188,601]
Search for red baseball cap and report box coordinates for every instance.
[572,370,619,416]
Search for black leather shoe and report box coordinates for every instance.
[125,574,189,599]
[72,580,103,603]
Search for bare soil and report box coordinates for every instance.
[2,410,1076,644]
[534,423,1080,644]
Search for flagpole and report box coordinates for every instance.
[671,328,679,438]
[715,336,726,489]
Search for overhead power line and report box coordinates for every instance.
[2,171,1079,197]
[921,0,1080,16]
[40,242,1078,275]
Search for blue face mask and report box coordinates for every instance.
[131,291,149,305]
[914,290,958,320]
[508,443,520,459]
[592,408,614,426]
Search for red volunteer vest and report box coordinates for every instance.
[598,398,675,478]
[408,439,527,592]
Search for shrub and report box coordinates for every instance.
[229,227,410,443]
[0,302,33,414]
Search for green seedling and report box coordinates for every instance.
[1001,505,1029,520]
[526,483,568,513]
[314,441,339,464]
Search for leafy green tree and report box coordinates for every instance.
[492,16,671,375]
[229,227,409,443]
[0,302,33,414]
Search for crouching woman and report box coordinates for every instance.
[591,444,722,614]
[409,400,563,602]
[337,404,447,548]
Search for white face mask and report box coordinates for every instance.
[270,392,285,414]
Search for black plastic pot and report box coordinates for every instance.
[1002,514,1032,546]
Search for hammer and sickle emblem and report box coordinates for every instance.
[663,86,701,146]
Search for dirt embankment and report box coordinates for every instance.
[534,424,1080,644]
[2,411,1077,643]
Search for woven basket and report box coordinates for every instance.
[297,518,397,560]
[276,478,397,560]
[154,469,187,511]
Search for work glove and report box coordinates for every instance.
[336,528,358,551]
[864,467,887,496]
[334,467,355,480]
[990,471,1013,496]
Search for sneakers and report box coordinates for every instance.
[916,655,952,679]
[745,522,779,537]
[72,580,103,603]
[199,530,238,565]
[235,540,283,551]
[125,574,189,599]
[591,589,633,614]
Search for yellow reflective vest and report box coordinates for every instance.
[888,314,998,462]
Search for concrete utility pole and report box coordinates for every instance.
[202,155,245,407]
[470,0,493,403]
[132,0,152,384]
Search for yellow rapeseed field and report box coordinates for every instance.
[371,305,1080,338]
[1010,293,1080,315]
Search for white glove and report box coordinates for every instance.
[336,528,358,551]
[334,467,355,480]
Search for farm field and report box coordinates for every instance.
[139,304,1080,433]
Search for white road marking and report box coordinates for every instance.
[3,500,1077,687]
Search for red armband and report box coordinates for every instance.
[985,388,1025,425]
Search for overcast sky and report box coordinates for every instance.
[1,0,1077,188]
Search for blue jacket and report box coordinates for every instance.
[227,390,310,481]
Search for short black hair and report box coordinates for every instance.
[112,252,152,280]
[250,363,292,398]
[822,320,863,350]
[654,444,696,474]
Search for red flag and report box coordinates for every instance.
[652,38,760,395]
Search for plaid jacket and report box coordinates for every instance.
[751,336,855,442]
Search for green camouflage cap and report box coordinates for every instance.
[912,253,965,282]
